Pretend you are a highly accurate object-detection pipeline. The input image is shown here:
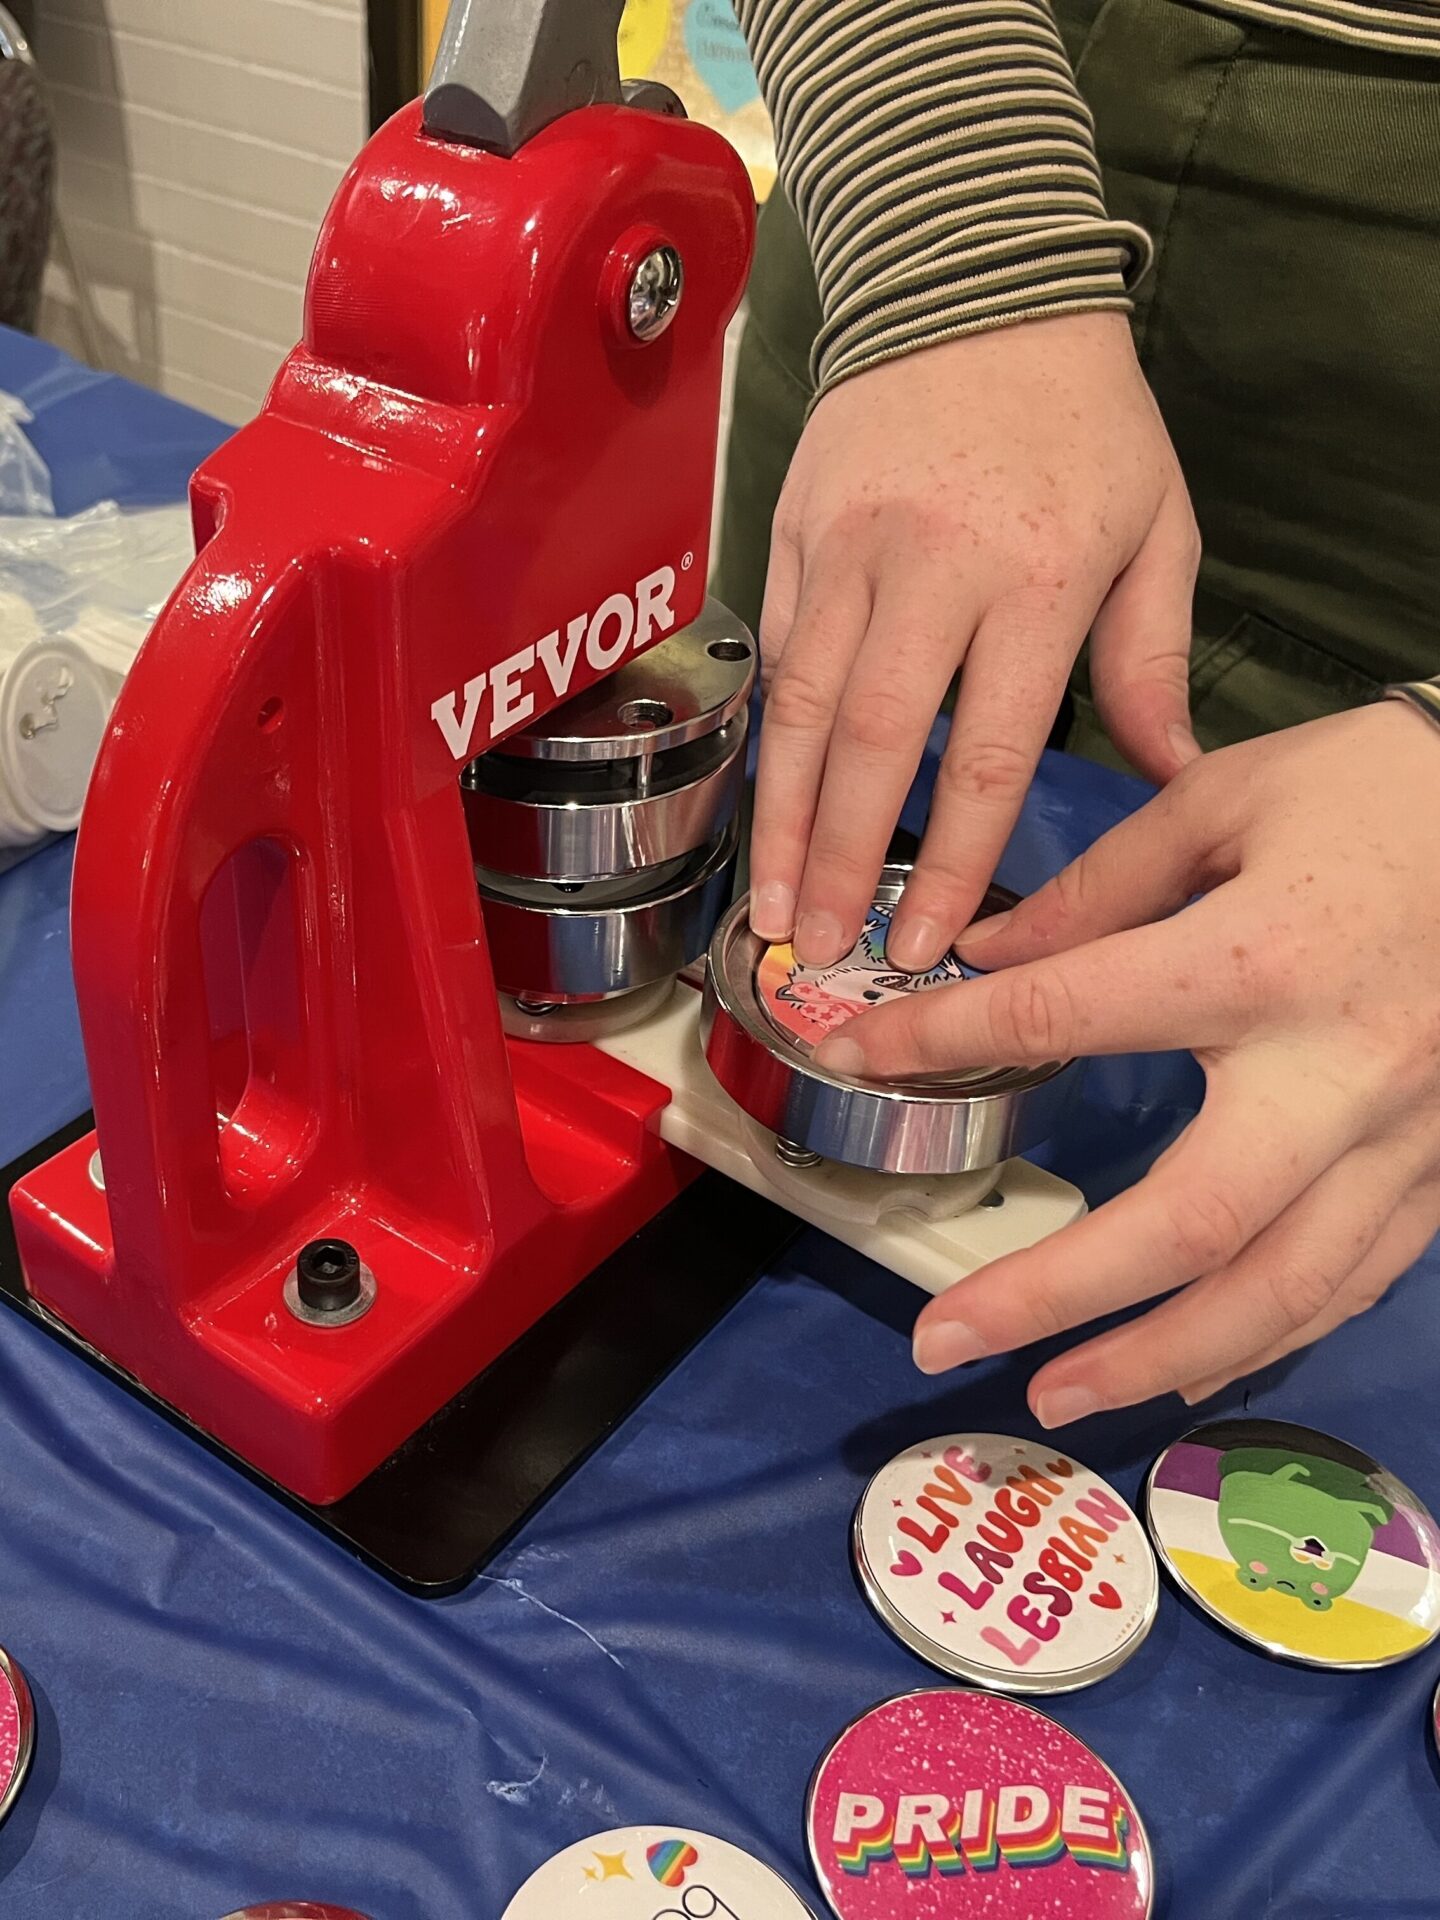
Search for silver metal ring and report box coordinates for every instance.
[480,816,739,1003]
[464,711,746,882]
[483,601,754,763]
[701,868,1078,1175]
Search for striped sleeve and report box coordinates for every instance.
[731,0,1153,398]
[1384,678,1440,735]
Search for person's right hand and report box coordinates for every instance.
[748,312,1201,974]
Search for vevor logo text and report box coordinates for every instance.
[431,565,678,762]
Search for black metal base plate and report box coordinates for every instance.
[0,1116,797,1594]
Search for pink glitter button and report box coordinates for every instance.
[0,1647,34,1828]
[805,1689,1153,1919]
[220,1907,374,1918]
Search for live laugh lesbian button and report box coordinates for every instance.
[853,1434,1158,1692]
[501,1826,817,1918]
[806,1689,1153,1919]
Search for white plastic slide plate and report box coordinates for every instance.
[596,986,1086,1297]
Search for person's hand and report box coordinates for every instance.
[812,704,1440,1422]
[748,311,1201,975]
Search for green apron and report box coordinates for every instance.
[716,0,1440,770]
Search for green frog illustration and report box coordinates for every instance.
[1217,1449,1393,1611]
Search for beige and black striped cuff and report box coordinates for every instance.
[1383,678,1440,734]
[733,0,1152,398]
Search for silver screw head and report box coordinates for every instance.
[627,245,684,342]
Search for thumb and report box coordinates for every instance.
[1088,484,1201,783]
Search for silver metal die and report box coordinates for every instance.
[468,603,753,1004]
[702,868,1079,1176]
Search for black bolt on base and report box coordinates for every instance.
[296,1239,363,1315]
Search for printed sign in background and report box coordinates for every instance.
[422,0,777,197]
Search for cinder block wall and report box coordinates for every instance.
[33,0,367,423]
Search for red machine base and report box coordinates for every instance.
[1,1112,793,1591]
[11,1038,698,1507]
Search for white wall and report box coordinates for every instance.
[34,0,367,424]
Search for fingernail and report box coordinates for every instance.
[913,1319,989,1374]
[1167,723,1202,767]
[814,1034,865,1078]
[750,881,796,942]
[887,917,941,974]
[794,910,846,967]
[956,909,1012,950]
[1180,1379,1224,1407]
[1034,1385,1101,1430]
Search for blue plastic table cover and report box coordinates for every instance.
[1,327,1438,1920]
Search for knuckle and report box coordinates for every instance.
[984,968,1077,1063]
[1015,552,1074,601]
[1347,1266,1393,1317]
[1047,857,1093,925]
[937,736,1034,812]
[1161,1185,1251,1276]
[1261,1259,1341,1336]
[1014,1275,1072,1342]
[1227,927,1296,1016]
[834,683,917,760]
[805,831,873,890]
[765,663,834,738]
[770,488,805,549]
[1161,753,1208,809]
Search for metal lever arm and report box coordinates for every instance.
[424,0,628,155]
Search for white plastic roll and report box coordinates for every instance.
[63,602,151,700]
[0,634,111,846]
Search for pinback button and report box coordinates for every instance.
[220,1907,373,1918]
[501,1825,818,1918]
[1145,1418,1440,1669]
[756,895,983,1060]
[853,1434,1158,1693]
[0,1647,35,1827]
[806,1688,1153,1920]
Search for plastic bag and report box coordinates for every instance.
[0,391,55,516]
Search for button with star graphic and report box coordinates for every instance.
[1146,1418,1440,1669]
[501,1826,818,1917]
[853,1434,1158,1693]
[0,1646,34,1828]
[806,1688,1153,1919]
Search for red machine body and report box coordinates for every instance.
[9,99,754,1504]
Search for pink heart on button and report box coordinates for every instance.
[890,1550,922,1577]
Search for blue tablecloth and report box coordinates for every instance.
[1,327,1437,1920]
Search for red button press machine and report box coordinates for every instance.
[6,0,1084,1584]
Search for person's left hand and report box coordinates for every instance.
[812,702,1440,1424]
